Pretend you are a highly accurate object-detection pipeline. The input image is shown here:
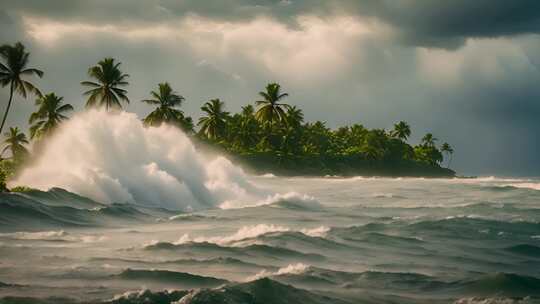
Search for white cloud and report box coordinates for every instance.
[22,14,390,82]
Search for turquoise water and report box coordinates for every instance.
[1,176,540,303]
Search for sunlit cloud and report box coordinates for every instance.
[22,14,390,82]
[23,16,178,44]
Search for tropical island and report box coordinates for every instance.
[0,42,455,191]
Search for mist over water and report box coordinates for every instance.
[12,110,265,211]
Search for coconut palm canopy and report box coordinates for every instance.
[198,98,230,140]
[141,82,189,128]
[392,121,411,141]
[255,83,290,127]
[0,42,43,134]
[29,93,74,139]
[81,57,129,110]
[1,127,29,160]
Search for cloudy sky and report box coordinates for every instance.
[1,0,540,176]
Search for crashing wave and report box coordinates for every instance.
[11,110,267,211]
[12,110,317,212]
[148,224,330,247]
[245,263,310,281]
[501,183,540,191]
[219,191,320,210]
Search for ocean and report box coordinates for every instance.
[1,175,540,304]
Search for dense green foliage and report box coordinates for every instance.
[141,82,193,132]
[0,44,456,192]
[81,57,129,110]
[29,92,73,139]
[190,85,455,176]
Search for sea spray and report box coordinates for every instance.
[11,110,266,211]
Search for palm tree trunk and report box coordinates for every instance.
[0,82,14,135]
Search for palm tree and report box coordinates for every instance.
[81,58,129,110]
[421,133,437,147]
[285,105,304,127]
[391,121,411,141]
[441,142,454,168]
[255,83,290,126]
[0,42,44,135]
[142,82,186,128]
[198,99,229,140]
[1,127,29,161]
[29,93,73,139]
[235,105,259,148]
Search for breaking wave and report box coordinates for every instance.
[11,110,273,211]
[146,224,330,248]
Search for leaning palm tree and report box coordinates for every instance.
[198,99,229,140]
[81,58,129,110]
[142,82,186,127]
[1,127,29,161]
[255,83,290,127]
[0,42,44,134]
[421,133,437,147]
[441,142,454,168]
[391,121,411,141]
[29,93,73,139]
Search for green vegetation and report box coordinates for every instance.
[142,82,193,132]
[29,93,73,140]
[81,57,129,110]
[191,84,455,177]
[0,42,43,135]
[198,99,230,140]
[0,42,456,192]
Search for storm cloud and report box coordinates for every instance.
[1,0,540,175]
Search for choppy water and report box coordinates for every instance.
[2,176,540,304]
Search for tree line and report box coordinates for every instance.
[0,42,455,190]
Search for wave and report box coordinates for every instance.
[406,217,540,238]
[0,191,167,231]
[246,263,310,281]
[452,273,540,297]
[108,289,189,304]
[243,265,540,298]
[219,191,321,210]
[10,110,269,211]
[144,240,325,261]
[500,183,540,191]
[168,213,218,221]
[174,278,351,304]
[453,298,535,304]
[259,173,276,178]
[153,224,330,247]
[114,269,227,287]
[16,187,105,209]
[504,244,540,258]
[0,230,106,243]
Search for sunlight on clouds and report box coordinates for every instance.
[23,16,177,44]
[182,15,390,83]
[23,14,389,82]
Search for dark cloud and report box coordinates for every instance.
[2,0,540,48]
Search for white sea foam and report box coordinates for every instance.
[11,110,275,211]
[0,230,107,243]
[245,263,310,281]
[145,224,330,248]
[502,183,540,191]
[220,191,318,209]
